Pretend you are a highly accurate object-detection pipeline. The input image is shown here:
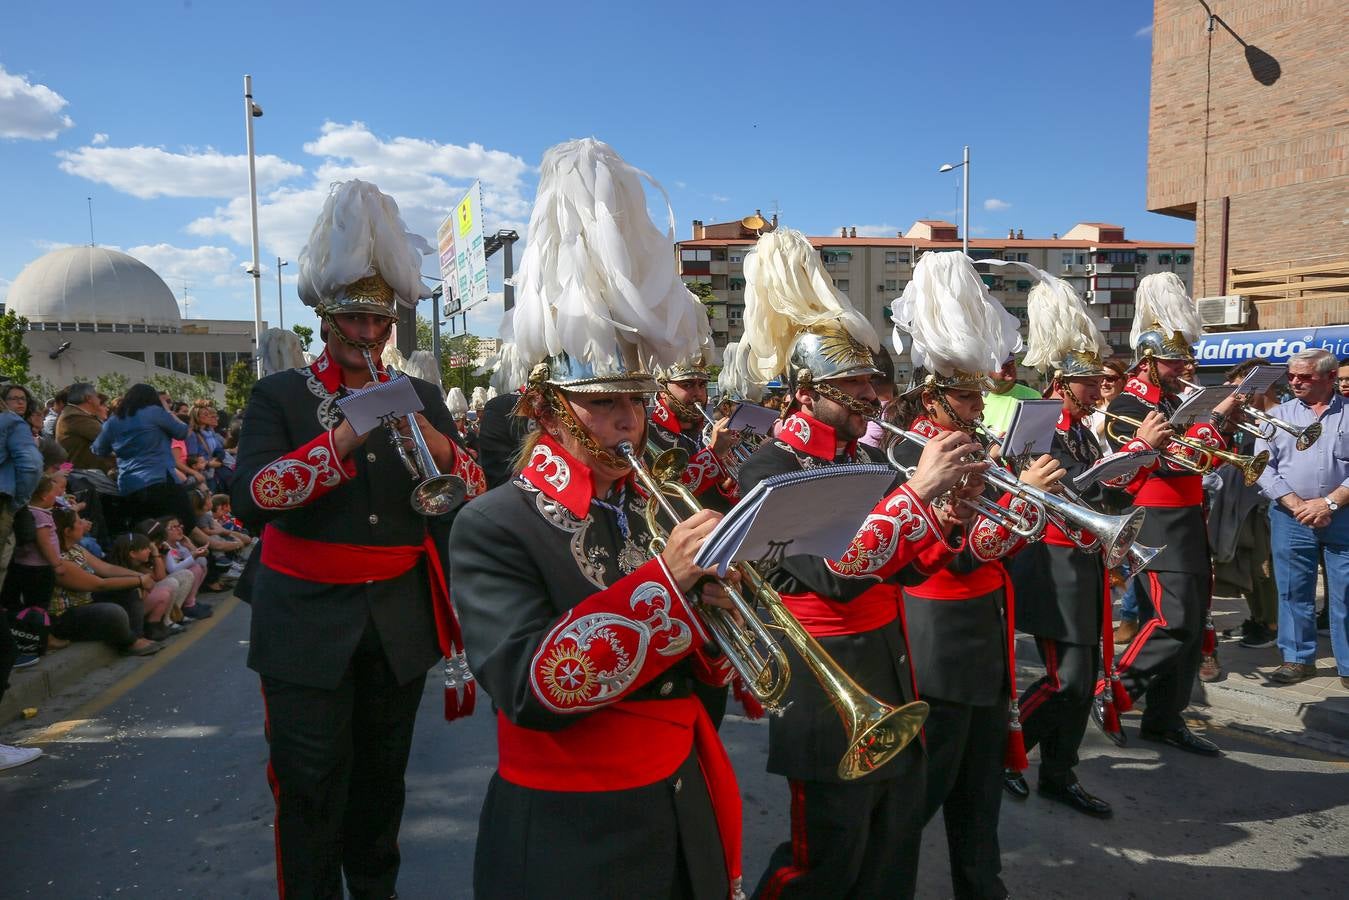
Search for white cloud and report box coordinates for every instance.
[983,198,1011,212]
[850,223,902,238]
[58,144,304,198]
[90,132,108,145]
[0,64,74,140]
[189,121,534,270]
[1135,24,1153,38]
[125,243,239,291]
[710,193,730,203]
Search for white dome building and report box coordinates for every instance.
[5,246,262,399]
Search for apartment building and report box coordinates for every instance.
[678,217,1193,382]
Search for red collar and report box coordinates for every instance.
[779,412,856,461]
[1124,375,1162,406]
[1056,407,1072,433]
[651,394,685,435]
[910,415,945,438]
[309,347,389,395]
[520,433,610,519]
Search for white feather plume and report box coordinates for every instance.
[298,180,433,309]
[486,386,498,400]
[741,229,879,383]
[402,350,443,386]
[1023,276,1108,372]
[470,386,488,409]
[508,138,708,376]
[446,387,468,416]
[1132,272,1204,346]
[890,252,1019,377]
[381,343,408,372]
[259,328,306,376]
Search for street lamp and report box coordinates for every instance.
[243,74,265,375]
[938,145,970,257]
[276,258,288,330]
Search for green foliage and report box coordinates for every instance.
[685,281,715,302]
[291,324,314,352]
[0,311,32,383]
[22,375,60,402]
[95,371,131,400]
[413,316,489,393]
[148,372,214,402]
[224,360,257,413]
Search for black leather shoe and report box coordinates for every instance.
[1038,778,1113,818]
[1090,696,1127,747]
[1002,768,1029,799]
[1138,725,1220,756]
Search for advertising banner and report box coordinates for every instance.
[436,180,489,312]
[1193,325,1349,367]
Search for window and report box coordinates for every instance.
[711,249,727,262]
[1003,252,1029,263]
[729,251,744,264]
[1103,250,1136,264]
[1095,275,1135,291]
[885,251,898,264]
[154,351,171,369]
[206,352,224,383]
[1062,252,1075,267]
[171,352,189,375]
[885,279,897,291]
[836,279,850,293]
[728,307,744,325]
[1013,280,1032,292]
[1176,253,1192,265]
[1135,252,1148,263]
[1158,253,1172,265]
[896,251,910,264]
[728,278,744,292]
[110,350,144,362]
[680,249,712,262]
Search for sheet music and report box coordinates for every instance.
[1168,384,1236,428]
[1000,399,1063,463]
[335,377,424,436]
[1235,364,1284,398]
[723,402,780,437]
[1072,450,1161,491]
[694,465,896,576]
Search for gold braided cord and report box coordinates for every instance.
[318,308,395,352]
[813,380,881,418]
[547,388,634,471]
[660,389,702,423]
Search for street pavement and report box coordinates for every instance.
[3,596,1348,899]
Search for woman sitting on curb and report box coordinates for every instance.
[50,508,161,656]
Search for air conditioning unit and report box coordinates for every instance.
[1084,290,1096,301]
[1085,264,1096,275]
[1197,295,1248,327]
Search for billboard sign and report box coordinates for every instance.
[437,180,490,313]
[1192,325,1349,367]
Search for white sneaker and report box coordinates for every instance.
[0,743,43,772]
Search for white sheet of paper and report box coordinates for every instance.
[1072,449,1161,491]
[1169,384,1236,428]
[1235,365,1285,398]
[335,377,424,437]
[1000,399,1063,462]
[694,465,896,576]
[723,402,780,437]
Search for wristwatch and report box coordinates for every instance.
[1326,497,1340,513]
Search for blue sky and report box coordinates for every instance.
[0,0,1186,337]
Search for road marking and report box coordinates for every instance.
[22,596,241,746]
[1205,719,1349,766]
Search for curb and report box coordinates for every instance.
[0,642,119,726]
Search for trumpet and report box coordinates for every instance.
[1099,409,1269,487]
[618,440,928,780]
[877,421,1148,569]
[1179,377,1320,450]
[361,349,468,515]
[696,404,760,478]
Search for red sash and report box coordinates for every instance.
[903,562,1004,599]
[497,700,742,895]
[1134,474,1202,507]
[260,524,474,718]
[781,585,898,636]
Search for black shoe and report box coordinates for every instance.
[1317,607,1330,634]
[143,620,170,642]
[1138,725,1220,756]
[1090,695,1128,747]
[1002,769,1029,799]
[1238,622,1276,649]
[1223,618,1255,640]
[183,603,214,620]
[1037,778,1113,818]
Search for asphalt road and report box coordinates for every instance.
[3,597,1348,898]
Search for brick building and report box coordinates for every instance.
[678,217,1192,382]
[1147,0,1349,330]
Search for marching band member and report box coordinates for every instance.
[1100,273,1242,756]
[649,350,741,513]
[889,251,1063,900]
[232,180,484,899]
[1003,274,1166,816]
[448,139,742,899]
[446,386,471,442]
[737,230,982,900]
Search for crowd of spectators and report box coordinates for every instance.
[1,380,252,771]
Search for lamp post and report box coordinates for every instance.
[276,258,288,330]
[938,145,970,257]
[243,75,265,375]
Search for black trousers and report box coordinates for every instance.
[1018,639,1099,783]
[0,563,55,615]
[260,618,425,900]
[753,760,926,900]
[1115,570,1208,733]
[922,698,1008,900]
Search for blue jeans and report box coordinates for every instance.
[1119,563,1140,622]
[1269,505,1349,674]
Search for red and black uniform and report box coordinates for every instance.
[231,349,485,899]
[648,393,739,514]
[739,411,956,900]
[894,416,1039,900]
[1010,409,1133,782]
[1104,376,1228,734]
[448,433,741,899]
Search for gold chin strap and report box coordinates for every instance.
[813,380,881,418]
[319,308,395,352]
[660,388,701,423]
[547,388,635,472]
[1056,374,1096,419]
